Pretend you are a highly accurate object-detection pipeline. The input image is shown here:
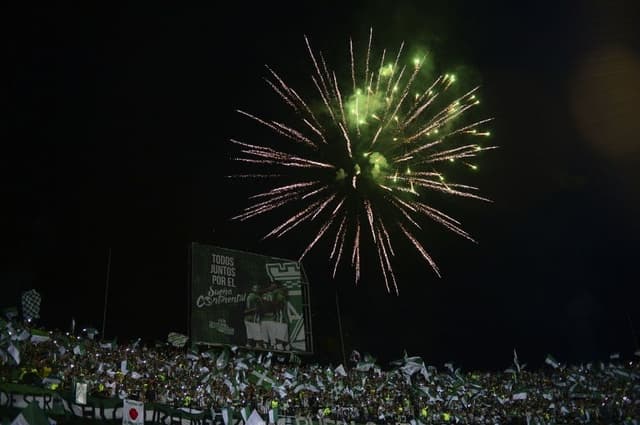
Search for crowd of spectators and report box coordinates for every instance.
[1,319,639,424]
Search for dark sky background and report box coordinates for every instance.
[3,2,640,372]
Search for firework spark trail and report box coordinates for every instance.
[233,141,333,169]
[352,218,361,283]
[234,182,324,221]
[410,201,476,242]
[331,216,348,277]
[264,197,329,239]
[374,48,386,94]
[231,31,495,293]
[364,200,376,243]
[365,27,372,87]
[377,215,395,257]
[390,197,423,229]
[299,213,336,261]
[333,72,348,127]
[234,190,308,221]
[376,228,392,293]
[394,139,444,163]
[399,223,441,277]
[331,215,347,259]
[319,52,333,98]
[311,76,338,125]
[236,110,316,148]
[350,38,356,94]
[227,174,284,179]
[392,57,425,117]
[382,42,404,97]
[265,78,297,111]
[304,36,330,100]
[289,87,325,134]
[265,70,327,142]
[271,121,316,148]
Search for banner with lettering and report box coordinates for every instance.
[191,243,312,353]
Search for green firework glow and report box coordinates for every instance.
[230,29,496,294]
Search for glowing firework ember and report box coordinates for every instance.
[230,29,496,294]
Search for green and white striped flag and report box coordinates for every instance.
[73,344,86,356]
[7,343,20,365]
[283,368,297,380]
[268,408,278,424]
[240,406,251,422]
[99,337,117,350]
[293,383,319,393]
[545,354,560,369]
[356,354,376,372]
[223,378,236,394]
[84,327,99,340]
[217,347,230,370]
[167,332,188,347]
[288,352,301,365]
[30,329,50,343]
[222,407,234,425]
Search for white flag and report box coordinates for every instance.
[268,409,277,424]
[7,344,20,365]
[512,392,528,400]
[513,348,521,373]
[246,410,265,425]
[334,364,347,377]
[240,407,251,422]
[545,354,560,369]
[16,329,30,341]
[222,407,233,425]
[123,399,144,425]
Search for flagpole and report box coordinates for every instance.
[335,289,347,367]
[101,247,112,339]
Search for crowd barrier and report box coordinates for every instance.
[0,385,377,425]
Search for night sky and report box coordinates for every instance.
[4,2,640,372]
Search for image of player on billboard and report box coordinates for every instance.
[243,280,289,350]
[243,283,263,348]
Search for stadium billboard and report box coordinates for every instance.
[190,243,313,353]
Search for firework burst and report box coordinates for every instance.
[230,29,495,294]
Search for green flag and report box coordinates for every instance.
[268,408,278,424]
[240,406,251,422]
[217,347,230,370]
[30,329,50,343]
[248,367,277,389]
[222,407,234,425]
[12,402,51,425]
